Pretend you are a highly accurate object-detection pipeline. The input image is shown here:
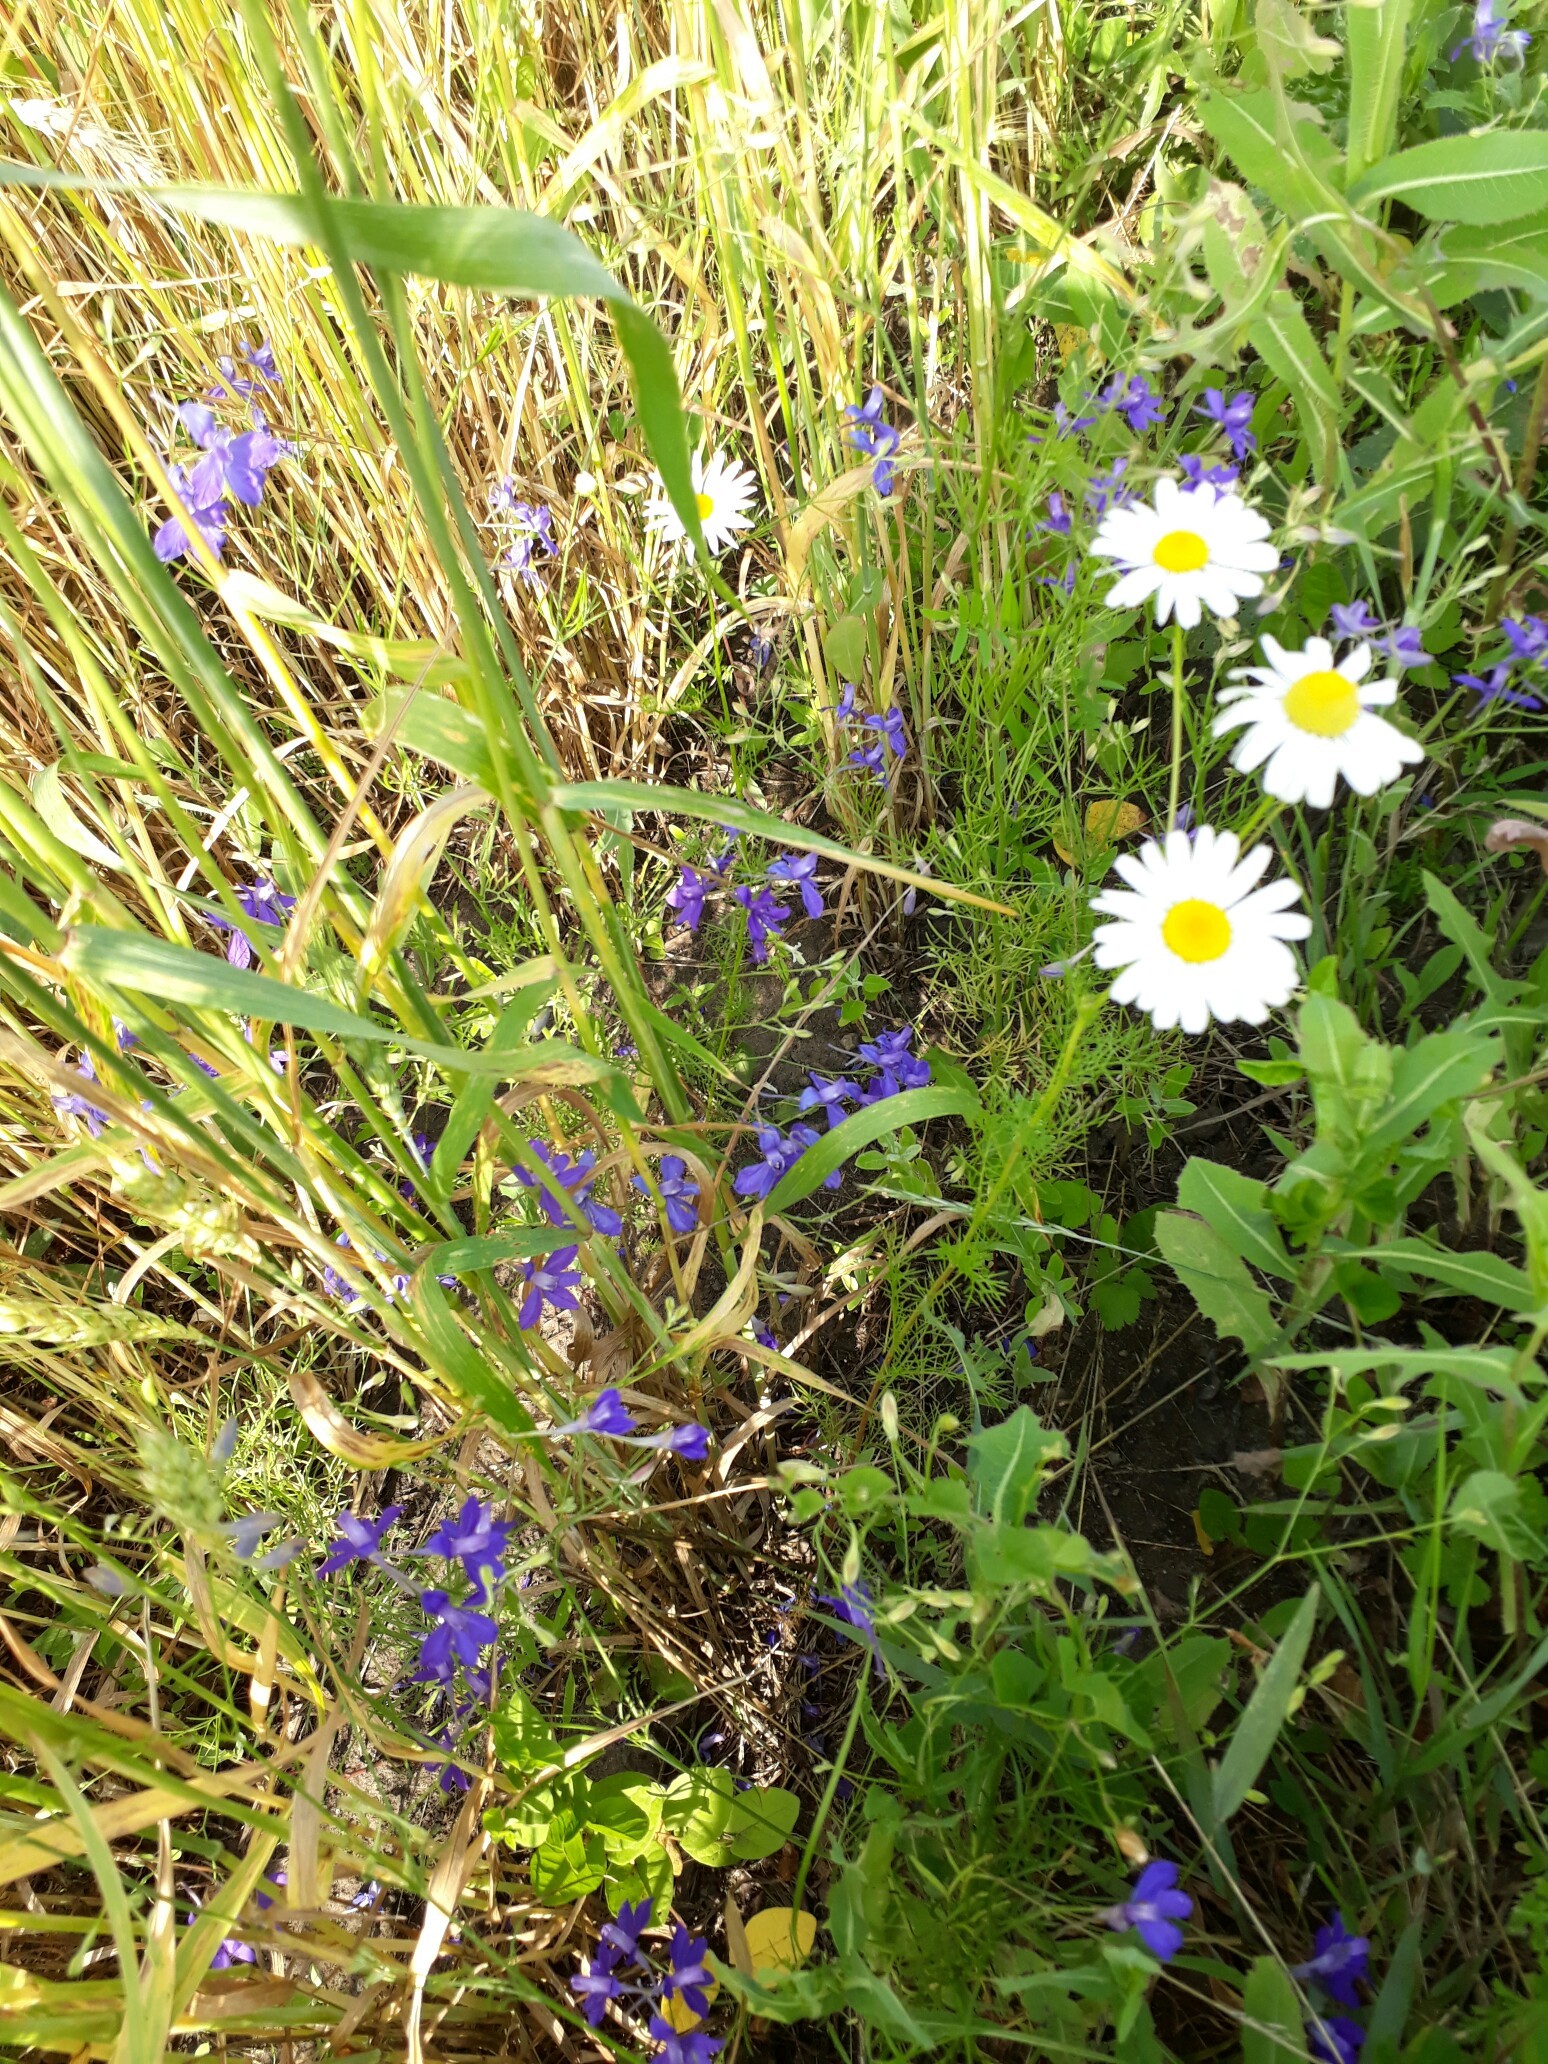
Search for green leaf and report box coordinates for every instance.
[1366,1238,1537,1315]
[1363,1028,1500,1158]
[1353,131,1548,224]
[490,1688,563,1776]
[548,780,1008,914]
[0,169,703,555]
[60,926,620,1087]
[1247,291,1341,481]
[369,688,497,787]
[531,1825,608,1902]
[726,1784,801,1861]
[1155,1212,1279,1356]
[662,1767,740,1865]
[1345,0,1413,181]
[967,1407,1068,1528]
[585,1774,664,1862]
[764,1085,982,1214]
[1449,1469,1546,1557]
[1271,1346,1532,1402]
[1241,1956,1310,2064]
[1177,1159,1294,1280]
[1431,219,1548,301]
[1211,1586,1318,1827]
[824,614,869,679]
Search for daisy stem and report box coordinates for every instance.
[1166,623,1187,829]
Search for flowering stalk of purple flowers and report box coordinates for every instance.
[570,1897,723,2062]
[513,1138,624,1236]
[550,1385,711,1460]
[1294,1911,1372,2064]
[631,1154,702,1234]
[1452,611,1547,712]
[1328,602,1431,674]
[153,390,291,564]
[731,1025,933,1200]
[318,1494,516,1792]
[843,386,902,496]
[489,481,558,589]
[206,880,298,970]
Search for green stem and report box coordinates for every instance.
[1167,622,1187,830]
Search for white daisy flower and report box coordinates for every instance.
[1213,634,1425,809]
[1090,825,1312,1035]
[1089,476,1278,628]
[645,447,757,557]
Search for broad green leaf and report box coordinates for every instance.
[585,1773,664,1862]
[60,925,618,1087]
[1363,1028,1500,1157]
[418,1229,568,1275]
[1449,1470,1546,1557]
[0,168,703,553]
[1366,1238,1536,1314]
[764,1086,983,1214]
[1247,292,1341,481]
[1353,131,1548,224]
[1155,1212,1279,1356]
[369,688,497,788]
[967,1407,1068,1528]
[1176,1159,1294,1279]
[1211,1586,1318,1826]
[531,1826,608,1901]
[490,1688,563,1776]
[549,780,1014,914]
[727,1785,802,1862]
[663,1767,739,1865]
[1241,1956,1310,2064]
[1345,0,1413,181]
[1271,1346,1532,1402]
[1431,220,1548,302]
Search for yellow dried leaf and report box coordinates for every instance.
[1086,799,1147,843]
[743,1906,817,1977]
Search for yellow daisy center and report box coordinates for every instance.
[1283,668,1360,737]
[1154,529,1209,575]
[695,492,715,520]
[1162,898,1232,964]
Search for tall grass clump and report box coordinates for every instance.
[2,0,1548,2057]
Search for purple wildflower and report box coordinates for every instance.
[1330,600,1381,639]
[572,1939,627,2027]
[207,880,297,970]
[1110,374,1167,435]
[734,885,790,963]
[864,707,908,760]
[798,1072,859,1129]
[816,1580,882,1672]
[420,1496,513,1599]
[1196,388,1256,459]
[513,1247,583,1331]
[828,682,857,725]
[513,1140,623,1237]
[555,1387,638,1437]
[767,851,824,919]
[1042,490,1073,536]
[1453,0,1529,60]
[1177,453,1239,490]
[664,1925,716,2017]
[153,460,230,563]
[643,1421,711,1461]
[174,402,287,511]
[631,1154,701,1234]
[648,2018,723,2064]
[844,386,902,496]
[321,1230,363,1307]
[499,502,557,589]
[857,1025,931,1096]
[318,1505,403,1576]
[733,1124,808,1201]
[749,630,774,670]
[1382,625,1430,670]
[600,1897,653,1963]
[211,338,279,399]
[1085,456,1133,517]
[52,1051,110,1138]
[252,1871,286,1912]
[1052,396,1099,437]
[1309,2015,1366,2064]
[847,738,889,782]
[1455,664,1543,711]
[1103,1859,1192,1962]
[1502,614,1548,665]
[210,1932,257,1970]
[1293,1912,1371,2008]
[753,1323,778,1351]
[667,864,713,934]
[709,827,742,878]
[417,1590,499,1673]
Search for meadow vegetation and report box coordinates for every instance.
[1,0,1548,2058]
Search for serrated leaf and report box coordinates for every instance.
[1155,1212,1279,1356]
[1176,1159,1294,1280]
[1367,1239,1536,1314]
